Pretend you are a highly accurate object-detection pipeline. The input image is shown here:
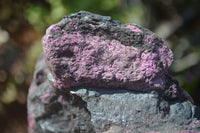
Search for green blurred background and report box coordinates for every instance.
[0,0,200,132]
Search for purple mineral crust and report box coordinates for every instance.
[42,11,192,102]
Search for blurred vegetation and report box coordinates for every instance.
[0,0,200,132]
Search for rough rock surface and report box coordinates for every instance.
[28,55,95,133]
[42,11,192,102]
[28,11,200,133]
[28,55,200,133]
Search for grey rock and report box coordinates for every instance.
[28,54,95,133]
[28,55,200,133]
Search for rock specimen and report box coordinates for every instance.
[28,11,200,133]
[28,55,200,133]
[42,11,192,102]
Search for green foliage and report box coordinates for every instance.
[26,0,68,33]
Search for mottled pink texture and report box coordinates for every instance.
[45,17,165,88]
[40,93,50,103]
[126,25,143,33]
[191,120,200,128]
[41,11,193,102]
[145,35,153,43]
[42,23,173,91]
[28,113,35,133]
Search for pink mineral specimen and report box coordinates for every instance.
[42,11,192,102]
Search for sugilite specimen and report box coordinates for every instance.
[42,11,192,102]
[28,11,200,133]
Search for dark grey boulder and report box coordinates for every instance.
[28,55,95,133]
[27,55,200,133]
